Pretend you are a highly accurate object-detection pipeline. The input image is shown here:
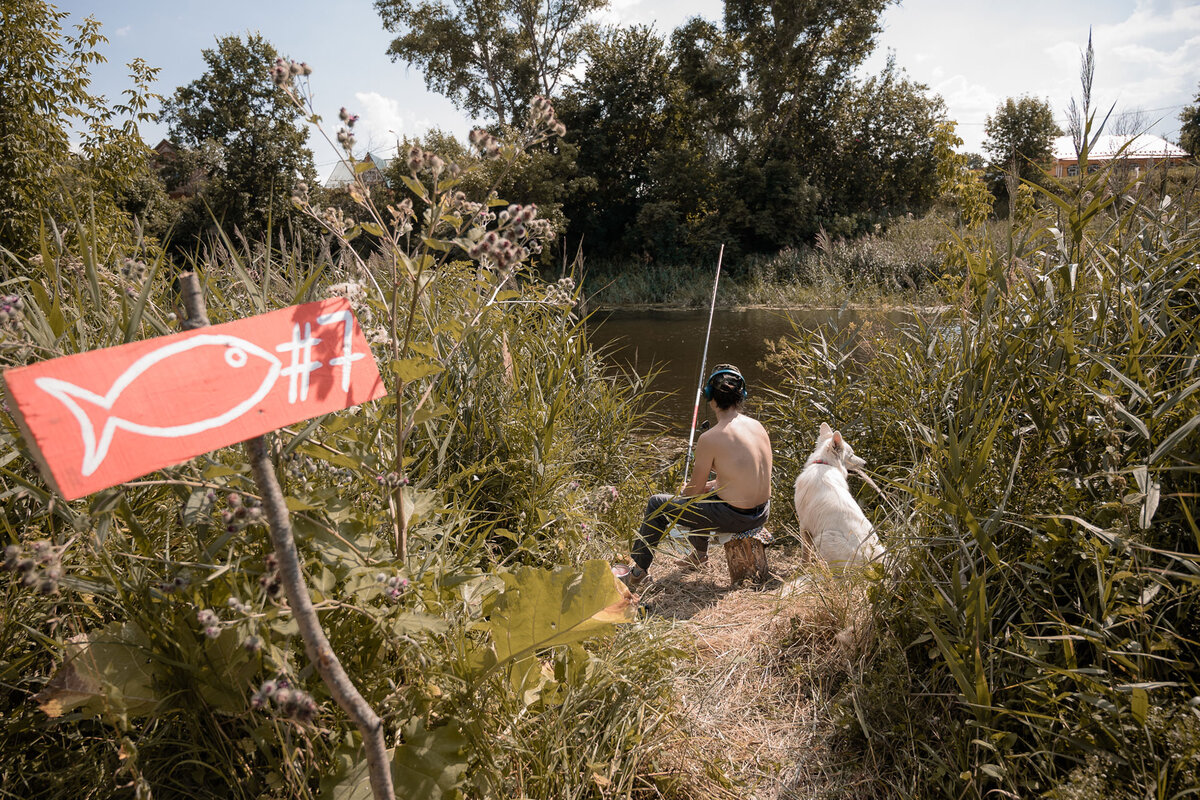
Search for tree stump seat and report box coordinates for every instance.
[719,527,772,587]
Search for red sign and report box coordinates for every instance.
[3,298,386,500]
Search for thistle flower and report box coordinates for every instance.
[219,494,264,534]
[157,573,189,594]
[260,553,282,598]
[375,471,407,487]
[4,541,64,594]
[528,96,566,139]
[469,128,501,159]
[374,572,410,602]
[407,144,424,174]
[270,58,290,87]
[227,596,250,614]
[0,294,25,331]
[251,678,318,723]
[270,57,308,87]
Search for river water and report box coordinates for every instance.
[586,307,920,435]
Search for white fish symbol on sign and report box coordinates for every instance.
[35,334,283,476]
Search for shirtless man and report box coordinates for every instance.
[622,364,772,587]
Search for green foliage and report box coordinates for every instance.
[983,94,1062,205]
[1179,80,1200,157]
[0,73,676,800]
[374,0,607,126]
[724,0,895,246]
[554,1,953,263]
[160,34,316,249]
[559,25,704,259]
[0,2,161,259]
[760,109,1200,797]
[584,212,952,307]
[830,56,951,222]
[373,0,955,267]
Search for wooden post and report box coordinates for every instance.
[723,535,770,587]
[177,273,395,800]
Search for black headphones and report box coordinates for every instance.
[703,367,747,401]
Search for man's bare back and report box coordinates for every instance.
[685,409,772,508]
[621,364,772,584]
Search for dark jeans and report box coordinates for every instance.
[632,493,770,571]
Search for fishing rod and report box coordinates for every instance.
[683,244,725,483]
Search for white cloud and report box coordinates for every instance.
[928,74,1001,153]
[1097,1,1200,46]
[934,74,997,118]
[115,25,131,37]
[1092,2,1200,95]
[354,91,410,152]
[596,0,722,28]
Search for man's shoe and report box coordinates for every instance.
[617,564,648,590]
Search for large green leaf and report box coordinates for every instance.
[35,622,162,721]
[483,559,636,669]
[320,718,468,800]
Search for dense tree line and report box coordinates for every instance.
[376,1,957,264]
[12,0,1191,271]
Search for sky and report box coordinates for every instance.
[60,0,1199,183]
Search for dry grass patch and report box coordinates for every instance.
[635,539,885,799]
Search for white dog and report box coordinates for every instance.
[793,423,884,568]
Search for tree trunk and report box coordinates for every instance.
[724,536,769,587]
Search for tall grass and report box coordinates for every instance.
[0,91,689,798]
[584,213,961,309]
[760,147,1200,796]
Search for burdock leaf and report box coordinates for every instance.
[35,622,161,720]
[399,175,428,201]
[392,717,469,799]
[482,559,636,670]
[320,719,468,800]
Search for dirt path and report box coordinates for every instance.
[637,537,879,800]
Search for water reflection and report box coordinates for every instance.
[586,307,918,435]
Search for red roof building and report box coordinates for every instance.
[1049,134,1190,178]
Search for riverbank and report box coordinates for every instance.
[585,304,949,435]
[578,213,972,310]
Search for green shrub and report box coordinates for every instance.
[760,122,1200,798]
[0,70,682,800]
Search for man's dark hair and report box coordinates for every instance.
[707,363,746,410]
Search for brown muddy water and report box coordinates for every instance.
[586,306,927,435]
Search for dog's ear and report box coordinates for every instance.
[831,431,844,451]
[818,422,833,439]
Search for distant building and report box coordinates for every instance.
[1049,134,1190,178]
[324,152,392,189]
[152,138,204,199]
